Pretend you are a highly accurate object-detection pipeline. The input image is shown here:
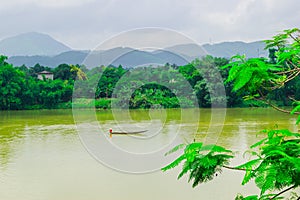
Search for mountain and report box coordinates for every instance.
[8,48,190,68]
[8,50,88,67]
[0,32,71,56]
[109,48,189,67]
[164,43,207,59]
[202,41,268,58]
[4,33,270,68]
[152,50,191,66]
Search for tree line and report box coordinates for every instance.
[1,41,299,110]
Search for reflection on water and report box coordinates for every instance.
[0,110,75,168]
[0,108,298,200]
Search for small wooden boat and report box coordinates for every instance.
[110,130,148,135]
[108,128,147,137]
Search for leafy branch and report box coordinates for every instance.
[162,129,300,199]
[162,143,234,187]
[162,28,300,200]
[223,28,300,123]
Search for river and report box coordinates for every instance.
[0,108,298,200]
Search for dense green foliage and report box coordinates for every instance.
[223,28,300,113]
[162,28,300,200]
[0,56,75,109]
[1,28,300,112]
[0,54,245,110]
[162,143,233,187]
[0,55,25,109]
[236,129,300,198]
[162,128,300,199]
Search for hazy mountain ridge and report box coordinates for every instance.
[0,32,71,56]
[1,32,269,68]
[8,51,88,68]
[203,41,268,58]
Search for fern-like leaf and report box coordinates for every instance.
[235,158,262,170]
[164,143,185,156]
[199,144,232,153]
[250,138,268,148]
[161,154,186,171]
[261,167,277,195]
[177,162,190,179]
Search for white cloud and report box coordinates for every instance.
[0,0,96,9]
[0,0,299,49]
[34,0,97,8]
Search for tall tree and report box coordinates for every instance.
[0,56,25,110]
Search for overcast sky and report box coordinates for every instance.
[0,0,299,50]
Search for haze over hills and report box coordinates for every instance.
[0,32,71,56]
[203,41,268,58]
[1,32,269,68]
[8,51,89,68]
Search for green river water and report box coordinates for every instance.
[0,108,298,200]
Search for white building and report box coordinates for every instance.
[37,71,54,80]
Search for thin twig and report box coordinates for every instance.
[285,71,300,83]
[270,185,297,200]
[222,165,247,171]
[288,96,298,102]
[288,60,300,70]
[289,32,300,44]
[275,68,299,75]
[266,100,300,114]
[254,92,300,115]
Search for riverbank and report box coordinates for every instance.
[5,97,270,111]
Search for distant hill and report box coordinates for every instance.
[8,48,189,68]
[0,32,71,56]
[109,48,189,67]
[8,50,88,67]
[202,41,268,58]
[152,50,191,66]
[3,32,270,68]
[164,43,207,59]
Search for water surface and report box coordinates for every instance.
[0,108,298,200]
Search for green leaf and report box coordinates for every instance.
[232,67,254,91]
[184,142,203,153]
[199,144,232,153]
[243,195,259,200]
[164,143,186,156]
[161,154,186,171]
[242,169,253,185]
[261,167,277,194]
[177,162,190,179]
[235,158,262,170]
[250,138,268,148]
[260,193,284,200]
[291,105,300,115]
